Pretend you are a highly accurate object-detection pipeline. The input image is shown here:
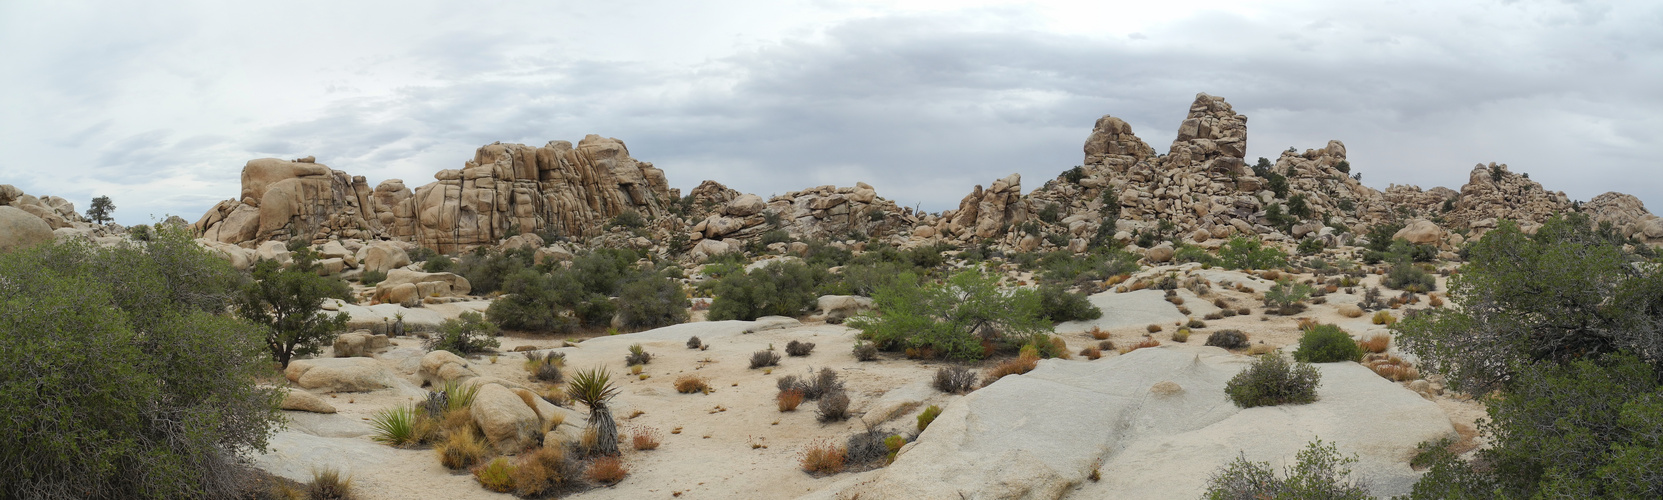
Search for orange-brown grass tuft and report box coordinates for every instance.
[1119,337,1161,355]
[584,456,628,485]
[1128,281,1150,292]
[1429,294,1444,308]
[510,446,569,497]
[1363,353,1419,381]
[631,426,662,451]
[436,428,488,470]
[799,439,847,475]
[1079,347,1102,360]
[1357,334,1391,353]
[1297,318,1319,331]
[1088,327,1110,340]
[674,375,710,394]
[1146,324,1163,333]
[1262,270,1282,281]
[986,353,1040,384]
[777,389,804,412]
[1106,274,1131,286]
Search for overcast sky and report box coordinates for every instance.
[1,0,1658,225]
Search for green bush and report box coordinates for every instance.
[1296,238,1324,256]
[486,269,579,333]
[917,405,943,431]
[569,248,642,296]
[1293,325,1362,363]
[1036,284,1101,323]
[1225,354,1320,408]
[426,311,501,355]
[1384,261,1436,292]
[849,268,1050,360]
[1203,439,1369,500]
[608,210,646,229]
[1218,237,1288,270]
[1266,172,1290,199]
[360,269,388,286]
[708,261,824,321]
[454,247,533,295]
[237,247,351,367]
[616,275,690,329]
[1173,244,1219,266]
[1263,279,1312,315]
[827,260,916,297]
[422,253,454,272]
[0,227,283,498]
[1037,202,1062,223]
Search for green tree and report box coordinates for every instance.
[426,311,501,355]
[236,248,351,367]
[850,268,1051,360]
[1218,236,1289,270]
[0,227,282,498]
[616,274,690,329]
[87,195,114,224]
[708,261,824,321]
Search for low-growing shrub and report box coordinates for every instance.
[750,349,781,369]
[631,426,662,450]
[308,468,354,500]
[686,336,703,349]
[1363,354,1420,382]
[1080,346,1103,359]
[1202,439,1369,499]
[933,366,978,394]
[786,340,816,357]
[852,341,878,361]
[1204,312,1224,321]
[1087,327,1110,340]
[800,439,847,475]
[986,353,1040,383]
[1172,328,1192,343]
[1372,310,1395,325]
[817,390,852,422]
[778,389,805,411]
[674,375,709,394]
[511,446,574,497]
[1188,319,1206,329]
[845,429,891,467]
[625,344,651,365]
[1295,325,1363,363]
[917,405,943,431]
[436,429,488,470]
[584,456,628,485]
[616,276,691,329]
[426,311,501,356]
[1147,324,1163,333]
[1225,354,1321,408]
[474,457,516,493]
[1264,279,1313,315]
[1098,340,1115,351]
[1037,284,1103,323]
[1205,330,1251,350]
[1357,334,1391,353]
[1120,337,1161,354]
[524,351,565,383]
[359,269,387,286]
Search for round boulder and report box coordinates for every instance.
[0,206,54,253]
[471,383,541,454]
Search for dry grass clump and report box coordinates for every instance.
[1098,339,1115,351]
[1128,281,1150,292]
[1340,306,1365,318]
[817,390,851,422]
[933,366,978,394]
[1214,298,1230,308]
[308,468,354,500]
[1146,324,1163,333]
[904,346,937,359]
[1357,334,1391,353]
[1372,310,1396,325]
[473,457,515,493]
[511,446,574,497]
[584,456,628,485]
[750,349,781,369]
[1120,336,1161,354]
[1167,295,1185,305]
[674,375,710,394]
[777,389,805,412]
[1363,353,1420,381]
[1248,343,1276,355]
[1088,327,1110,340]
[800,439,847,475]
[1261,270,1282,281]
[436,428,488,470]
[917,405,943,431]
[630,426,662,450]
[1236,307,1251,316]
[1171,328,1191,343]
[1188,319,1207,329]
[1429,294,1444,308]
[1079,346,1102,360]
[852,341,879,361]
[985,353,1040,384]
[1296,317,1319,331]
[1204,312,1224,321]
[786,340,816,357]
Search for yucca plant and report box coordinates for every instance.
[625,343,652,365]
[567,367,622,456]
[442,379,480,413]
[524,351,566,383]
[369,405,419,446]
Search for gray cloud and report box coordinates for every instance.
[1,0,1659,225]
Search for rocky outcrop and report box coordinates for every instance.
[1445,163,1572,231]
[1583,192,1663,246]
[686,181,912,246]
[195,135,678,252]
[0,206,54,253]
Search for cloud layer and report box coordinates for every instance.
[1,0,1658,225]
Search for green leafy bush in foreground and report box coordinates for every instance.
[1203,439,1370,500]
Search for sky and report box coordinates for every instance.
[1,0,1658,226]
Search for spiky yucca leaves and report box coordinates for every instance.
[369,405,419,447]
[441,380,480,413]
[567,367,622,456]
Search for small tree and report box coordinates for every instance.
[87,195,114,224]
[850,268,1051,360]
[236,248,351,367]
[426,311,501,356]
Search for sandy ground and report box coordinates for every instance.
[261,262,1486,499]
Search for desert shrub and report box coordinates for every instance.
[986,353,1040,383]
[631,426,662,450]
[686,336,703,349]
[674,375,709,394]
[852,341,878,361]
[1097,340,1115,351]
[474,457,517,493]
[1363,354,1419,382]
[1263,279,1312,315]
[608,209,647,229]
[1357,334,1390,353]
[359,269,387,286]
[239,248,352,367]
[1297,238,1325,256]
[426,311,501,356]
[1206,330,1250,350]
[1294,325,1362,363]
[1121,337,1161,354]
[436,429,488,470]
[817,390,851,422]
[786,340,816,357]
[789,368,845,400]
[0,229,286,499]
[750,349,781,369]
[1202,439,1370,500]
[1188,319,1206,329]
[511,446,574,497]
[1171,328,1191,343]
[708,260,824,321]
[1218,236,1288,270]
[777,389,804,412]
[525,351,565,383]
[485,269,577,333]
[850,268,1051,360]
[584,456,628,484]
[917,405,943,431]
[625,344,652,365]
[1033,248,1141,287]
[800,439,847,475]
[308,468,355,500]
[1036,284,1103,323]
[933,366,978,394]
[370,405,420,447]
[1080,346,1102,359]
[1174,243,1220,266]
[1384,261,1437,293]
[455,247,534,295]
[827,260,917,297]
[845,429,893,468]
[1226,354,1321,408]
[422,254,455,273]
[616,275,690,329]
[1146,324,1163,333]
[1372,310,1395,325]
